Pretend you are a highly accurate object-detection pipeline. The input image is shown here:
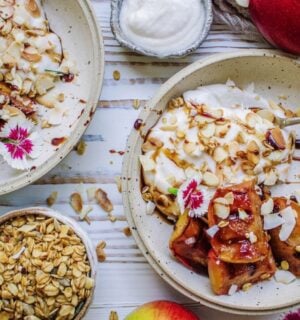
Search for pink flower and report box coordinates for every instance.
[0,117,42,170]
[177,174,213,218]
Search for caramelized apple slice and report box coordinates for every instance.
[208,180,269,263]
[208,249,276,295]
[269,197,300,276]
[170,212,210,272]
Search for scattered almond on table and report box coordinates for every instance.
[46,191,58,206]
[109,310,119,320]
[123,226,132,237]
[70,192,83,213]
[96,240,107,262]
[76,140,86,155]
[113,70,120,81]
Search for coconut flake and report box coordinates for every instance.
[274,270,296,284]
[279,206,296,241]
[261,198,274,216]
[185,237,196,245]
[248,231,257,244]
[238,208,249,220]
[263,213,285,230]
[206,225,219,238]
[12,246,26,259]
[146,201,156,215]
[228,284,238,296]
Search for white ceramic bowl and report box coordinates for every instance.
[0,206,97,320]
[122,50,300,315]
[0,0,104,195]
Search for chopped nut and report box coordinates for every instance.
[132,99,140,110]
[260,273,271,280]
[113,70,120,81]
[96,241,106,262]
[214,203,230,219]
[95,188,114,213]
[109,311,119,320]
[109,215,117,222]
[57,93,65,102]
[70,192,83,213]
[242,283,252,292]
[281,260,289,271]
[218,220,229,228]
[203,171,219,187]
[123,227,132,237]
[76,140,86,155]
[46,191,58,207]
[115,176,122,193]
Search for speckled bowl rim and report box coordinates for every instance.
[111,0,213,59]
[122,49,300,315]
[0,206,97,320]
[0,0,105,195]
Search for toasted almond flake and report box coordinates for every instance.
[46,191,58,207]
[70,192,83,213]
[224,192,234,205]
[238,208,249,220]
[203,171,219,187]
[261,198,274,215]
[132,99,140,110]
[123,227,132,237]
[218,220,229,228]
[248,231,257,243]
[279,206,296,241]
[214,197,229,205]
[281,260,289,271]
[206,225,219,238]
[146,201,156,215]
[95,188,114,213]
[263,213,285,230]
[213,147,228,163]
[242,282,252,291]
[264,170,278,186]
[96,241,106,262]
[295,245,300,253]
[274,270,296,284]
[12,246,26,259]
[214,203,230,219]
[200,122,215,138]
[257,109,275,123]
[228,284,238,296]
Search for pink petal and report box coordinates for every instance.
[182,179,198,207]
[8,126,29,141]
[189,191,204,210]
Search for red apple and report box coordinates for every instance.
[125,301,200,320]
[249,0,300,54]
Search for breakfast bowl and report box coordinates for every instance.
[122,50,300,315]
[0,206,97,319]
[0,0,104,195]
[111,0,213,59]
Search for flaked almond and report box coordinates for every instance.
[176,129,186,139]
[215,124,230,138]
[228,141,239,159]
[266,127,286,150]
[257,109,275,123]
[200,122,215,138]
[96,241,106,262]
[203,171,219,187]
[95,188,113,213]
[25,0,41,17]
[70,192,83,213]
[264,170,277,186]
[183,141,196,155]
[35,74,55,96]
[224,192,234,205]
[0,5,14,20]
[213,147,228,163]
[247,152,260,165]
[21,46,42,62]
[236,131,246,144]
[214,203,230,219]
[247,141,259,154]
[238,208,249,220]
[214,197,229,205]
[245,112,260,128]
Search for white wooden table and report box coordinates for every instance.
[0,1,294,319]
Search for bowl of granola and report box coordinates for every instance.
[122,50,300,314]
[0,206,97,320]
[0,0,104,194]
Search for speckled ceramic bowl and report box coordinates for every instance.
[0,0,104,195]
[122,50,300,315]
[0,207,97,320]
[111,0,213,59]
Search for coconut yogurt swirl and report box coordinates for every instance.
[140,81,295,219]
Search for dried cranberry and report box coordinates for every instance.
[61,73,75,83]
[51,137,66,146]
[134,119,143,130]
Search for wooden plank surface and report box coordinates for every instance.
[0,0,295,319]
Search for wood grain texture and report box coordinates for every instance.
[0,0,294,319]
